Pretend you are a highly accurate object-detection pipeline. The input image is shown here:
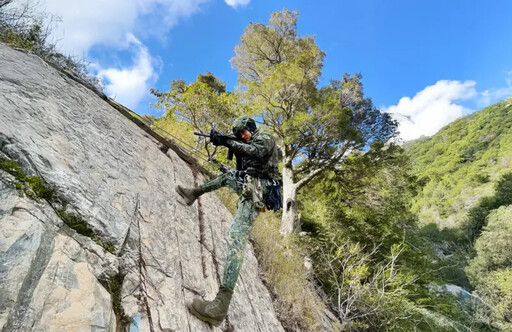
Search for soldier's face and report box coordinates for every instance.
[240,129,252,143]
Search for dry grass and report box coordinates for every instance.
[216,188,338,331]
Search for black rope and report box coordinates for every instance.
[139,117,230,172]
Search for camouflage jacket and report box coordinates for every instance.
[226,130,280,180]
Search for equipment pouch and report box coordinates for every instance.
[241,174,253,198]
[242,175,265,209]
[265,181,282,211]
[252,177,265,209]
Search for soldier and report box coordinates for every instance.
[176,115,281,327]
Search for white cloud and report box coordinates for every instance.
[224,0,250,8]
[385,80,477,142]
[37,0,208,110]
[42,0,210,55]
[97,34,158,110]
[478,71,512,108]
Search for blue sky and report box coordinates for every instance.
[39,0,512,141]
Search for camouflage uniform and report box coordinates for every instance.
[184,116,280,327]
[200,128,278,289]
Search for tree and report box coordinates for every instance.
[305,144,418,248]
[466,206,512,330]
[465,172,512,242]
[151,72,247,162]
[232,9,397,234]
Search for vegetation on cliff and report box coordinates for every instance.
[405,101,512,330]
[406,99,512,228]
[155,9,504,331]
[4,0,511,329]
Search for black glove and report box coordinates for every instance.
[210,129,228,146]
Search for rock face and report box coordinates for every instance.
[0,43,285,332]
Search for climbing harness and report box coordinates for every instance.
[240,174,281,211]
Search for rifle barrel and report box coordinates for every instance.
[194,132,210,138]
[193,131,236,161]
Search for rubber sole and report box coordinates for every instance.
[187,302,223,327]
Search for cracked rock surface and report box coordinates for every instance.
[0,43,284,332]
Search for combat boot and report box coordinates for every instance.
[187,286,233,327]
[176,185,205,205]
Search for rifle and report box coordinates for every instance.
[194,131,240,161]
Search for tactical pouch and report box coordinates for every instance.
[241,175,265,209]
[265,182,282,211]
[251,177,265,209]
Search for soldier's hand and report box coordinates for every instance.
[210,129,228,146]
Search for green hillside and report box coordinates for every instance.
[406,98,512,228]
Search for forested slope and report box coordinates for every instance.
[406,98,512,330]
[406,99,512,228]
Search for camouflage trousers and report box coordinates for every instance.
[201,171,269,290]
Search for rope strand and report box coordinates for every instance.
[140,117,230,172]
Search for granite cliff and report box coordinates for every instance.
[0,43,285,332]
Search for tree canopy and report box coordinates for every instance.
[146,8,509,330]
[151,72,248,162]
[232,9,397,233]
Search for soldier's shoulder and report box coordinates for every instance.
[255,128,274,137]
[254,130,275,142]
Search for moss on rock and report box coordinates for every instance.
[1,157,115,254]
[0,157,54,200]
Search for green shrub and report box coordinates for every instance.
[465,173,512,242]
[467,206,512,285]
[109,273,130,329]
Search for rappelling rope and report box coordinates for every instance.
[30,55,228,175]
[138,117,230,173]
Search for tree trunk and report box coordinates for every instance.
[280,164,299,235]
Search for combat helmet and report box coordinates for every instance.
[232,116,257,138]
